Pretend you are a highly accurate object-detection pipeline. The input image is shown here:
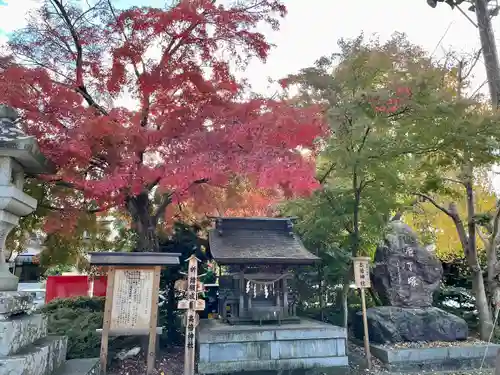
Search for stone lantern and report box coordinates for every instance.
[0,105,55,293]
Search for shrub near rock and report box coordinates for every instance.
[40,296,139,361]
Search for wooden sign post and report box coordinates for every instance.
[176,255,206,375]
[352,256,372,370]
[89,252,181,375]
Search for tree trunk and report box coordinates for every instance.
[166,279,178,344]
[485,238,500,317]
[472,268,494,339]
[126,192,160,252]
[474,0,500,108]
[318,264,325,321]
[341,280,349,328]
[464,175,493,339]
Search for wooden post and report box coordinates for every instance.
[177,255,205,375]
[352,257,372,370]
[146,266,161,375]
[239,268,245,317]
[283,277,288,313]
[360,287,371,370]
[99,267,115,375]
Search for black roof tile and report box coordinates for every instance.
[208,217,319,265]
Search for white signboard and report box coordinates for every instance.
[110,268,154,330]
[353,257,371,289]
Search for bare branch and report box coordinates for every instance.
[476,225,489,247]
[152,178,209,223]
[490,203,500,244]
[39,203,113,214]
[443,177,466,186]
[414,192,453,217]
[318,163,336,184]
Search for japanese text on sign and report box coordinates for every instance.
[353,257,371,289]
[110,269,154,330]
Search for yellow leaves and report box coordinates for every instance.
[405,183,497,261]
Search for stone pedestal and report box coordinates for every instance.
[197,319,349,374]
[0,291,99,375]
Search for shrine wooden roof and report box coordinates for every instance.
[208,217,319,265]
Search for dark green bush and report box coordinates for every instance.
[40,296,139,360]
[433,286,477,329]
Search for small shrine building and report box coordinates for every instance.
[208,216,319,324]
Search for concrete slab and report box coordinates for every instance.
[0,313,47,356]
[0,335,67,375]
[198,319,348,374]
[369,342,500,372]
[54,358,100,375]
[197,357,349,374]
[0,291,34,318]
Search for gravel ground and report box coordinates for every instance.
[379,338,489,350]
[108,341,496,375]
[108,347,184,375]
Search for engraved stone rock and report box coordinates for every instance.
[352,306,468,344]
[372,220,443,308]
[358,220,469,344]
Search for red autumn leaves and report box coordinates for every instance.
[371,87,412,114]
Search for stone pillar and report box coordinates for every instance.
[282,277,288,314]
[0,211,20,292]
[0,104,54,294]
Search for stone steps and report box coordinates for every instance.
[0,335,67,375]
[54,358,100,375]
[0,313,47,356]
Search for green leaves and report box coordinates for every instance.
[284,33,500,268]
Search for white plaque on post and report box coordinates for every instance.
[110,269,155,331]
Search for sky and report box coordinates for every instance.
[0,0,497,95]
[1,0,500,183]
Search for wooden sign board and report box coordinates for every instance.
[178,299,206,311]
[183,311,200,327]
[196,299,205,310]
[110,269,154,331]
[353,256,371,289]
[351,256,372,370]
[89,252,180,375]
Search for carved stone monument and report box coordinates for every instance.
[353,220,468,344]
[372,220,443,308]
[0,105,98,375]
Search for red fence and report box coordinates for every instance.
[45,275,107,303]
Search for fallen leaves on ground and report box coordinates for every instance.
[109,347,184,375]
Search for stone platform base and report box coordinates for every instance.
[197,319,349,374]
[0,291,34,319]
[54,358,100,375]
[369,342,500,372]
[0,313,47,356]
[0,335,67,375]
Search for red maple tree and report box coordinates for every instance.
[0,0,324,251]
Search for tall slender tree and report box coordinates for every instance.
[425,0,500,107]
